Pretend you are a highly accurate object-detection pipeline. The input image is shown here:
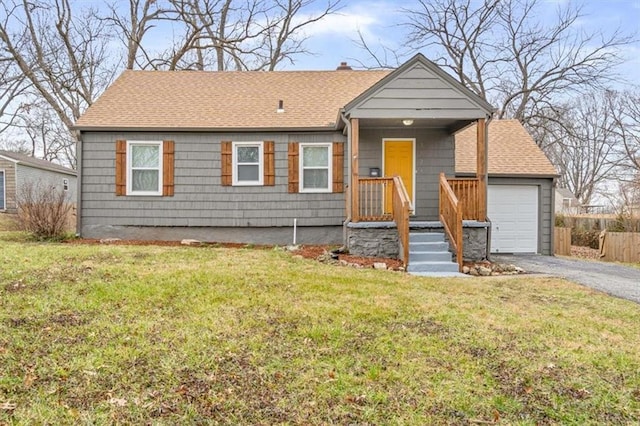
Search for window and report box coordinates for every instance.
[127,141,163,195]
[300,143,332,192]
[63,178,69,191]
[232,142,263,186]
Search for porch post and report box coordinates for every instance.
[476,118,487,221]
[351,118,360,222]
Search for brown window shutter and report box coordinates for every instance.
[163,140,175,196]
[332,142,344,193]
[264,141,275,186]
[221,141,232,186]
[288,142,299,193]
[115,140,126,196]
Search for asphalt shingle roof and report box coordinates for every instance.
[0,151,76,175]
[75,69,390,130]
[455,119,558,177]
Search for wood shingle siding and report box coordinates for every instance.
[80,132,347,233]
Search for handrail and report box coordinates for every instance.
[392,176,411,267]
[446,178,481,221]
[439,173,463,271]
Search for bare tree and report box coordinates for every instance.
[611,89,640,175]
[402,0,634,124]
[536,91,623,205]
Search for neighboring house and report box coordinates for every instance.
[74,53,557,271]
[455,120,558,254]
[0,151,77,213]
[554,187,581,214]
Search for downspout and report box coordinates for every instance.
[75,130,83,237]
[340,110,352,247]
[484,113,493,260]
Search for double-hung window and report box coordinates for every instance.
[127,141,163,196]
[232,142,263,186]
[300,143,332,192]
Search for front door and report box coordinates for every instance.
[383,139,414,212]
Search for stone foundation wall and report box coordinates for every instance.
[461,226,489,261]
[346,224,399,258]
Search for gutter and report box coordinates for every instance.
[339,110,352,247]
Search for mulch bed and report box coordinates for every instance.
[64,239,404,270]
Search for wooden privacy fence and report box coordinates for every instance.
[599,231,640,263]
[554,227,571,256]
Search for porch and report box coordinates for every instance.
[344,118,490,272]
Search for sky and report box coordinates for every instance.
[289,0,640,85]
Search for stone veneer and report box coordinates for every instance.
[346,220,490,261]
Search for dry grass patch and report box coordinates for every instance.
[0,237,639,424]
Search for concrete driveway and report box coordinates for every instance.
[492,254,640,304]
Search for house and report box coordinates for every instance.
[74,53,557,272]
[455,120,558,255]
[554,187,581,214]
[0,151,77,213]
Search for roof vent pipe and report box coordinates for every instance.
[277,99,285,113]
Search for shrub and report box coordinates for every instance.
[555,213,566,227]
[16,181,74,240]
[571,228,600,249]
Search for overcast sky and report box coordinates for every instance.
[291,0,639,85]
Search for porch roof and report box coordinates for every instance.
[455,120,558,177]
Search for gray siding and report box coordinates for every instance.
[349,63,487,120]
[80,131,346,232]
[358,128,454,221]
[0,158,16,211]
[16,164,77,204]
[488,177,554,255]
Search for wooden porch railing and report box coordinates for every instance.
[356,177,411,266]
[439,173,463,272]
[391,176,411,266]
[447,177,481,220]
[358,177,394,221]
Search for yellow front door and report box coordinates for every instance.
[383,139,414,213]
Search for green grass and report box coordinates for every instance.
[0,236,639,424]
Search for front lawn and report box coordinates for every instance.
[1,238,639,424]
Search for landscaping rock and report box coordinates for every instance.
[462,266,470,274]
[181,239,202,246]
[478,266,492,276]
[373,262,387,270]
[100,238,121,244]
[469,268,479,276]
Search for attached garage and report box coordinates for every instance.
[455,120,558,255]
[488,184,539,253]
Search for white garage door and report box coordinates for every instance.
[488,185,538,253]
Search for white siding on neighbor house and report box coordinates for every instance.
[16,164,77,203]
[348,63,488,120]
[80,131,347,229]
[358,127,455,221]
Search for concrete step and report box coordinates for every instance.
[409,241,449,252]
[409,232,445,243]
[407,261,460,273]
[409,251,453,263]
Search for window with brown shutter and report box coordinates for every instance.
[115,140,174,196]
[288,142,299,193]
[221,141,232,186]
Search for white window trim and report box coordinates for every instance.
[0,169,5,210]
[299,143,332,193]
[232,141,263,186]
[126,140,163,196]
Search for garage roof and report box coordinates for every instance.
[455,120,558,177]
